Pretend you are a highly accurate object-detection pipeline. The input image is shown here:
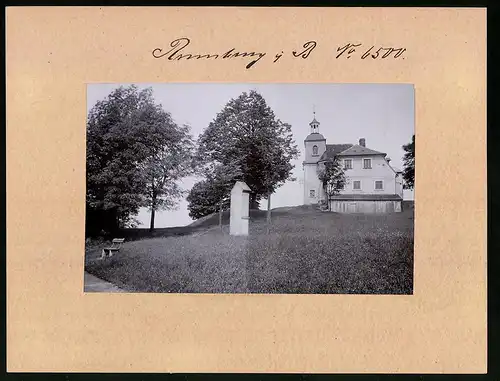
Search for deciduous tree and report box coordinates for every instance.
[317,157,346,211]
[402,134,415,189]
[196,90,299,209]
[86,85,194,236]
[186,164,242,222]
[139,123,195,231]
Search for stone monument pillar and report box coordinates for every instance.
[230,181,251,236]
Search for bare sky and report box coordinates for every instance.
[87,83,415,228]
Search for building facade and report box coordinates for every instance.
[302,115,404,213]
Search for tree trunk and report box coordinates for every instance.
[113,210,120,236]
[149,208,155,232]
[219,202,223,230]
[250,193,259,210]
[323,185,328,211]
[267,194,271,224]
[266,194,271,234]
[326,187,331,211]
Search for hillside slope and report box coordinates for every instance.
[86,204,414,294]
[112,202,414,241]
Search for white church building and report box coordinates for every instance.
[303,115,404,213]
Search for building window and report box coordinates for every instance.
[312,145,318,155]
[375,180,383,190]
[363,158,372,169]
[344,159,352,169]
[353,180,361,190]
[309,190,316,198]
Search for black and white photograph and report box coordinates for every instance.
[84,83,415,294]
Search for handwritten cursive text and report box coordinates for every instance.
[152,37,266,69]
[150,38,407,69]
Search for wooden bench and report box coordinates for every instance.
[101,238,125,259]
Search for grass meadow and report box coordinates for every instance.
[85,204,414,294]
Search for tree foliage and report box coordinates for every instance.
[186,164,242,220]
[139,123,195,231]
[402,134,415,189]
[196,90,299,209]
[317,156,346,211]
[86,85,194,236]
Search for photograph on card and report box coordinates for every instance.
[84,83,415,295]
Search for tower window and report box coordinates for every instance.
[312,145,318,155]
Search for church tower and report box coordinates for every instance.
[303,112,326,205]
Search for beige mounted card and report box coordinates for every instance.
[6,7,486,373]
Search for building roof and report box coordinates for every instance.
[318,144,353,161]
[232,181,251,192]
[304,132,326,142]
[337,144,386,157]
[329,194,403,201]
[310,117,320,125]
